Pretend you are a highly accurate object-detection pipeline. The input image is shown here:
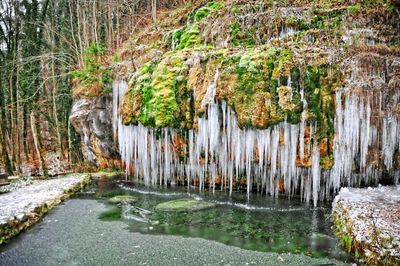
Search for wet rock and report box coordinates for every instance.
[69,94,120,168]
[108,195,137,205]
[155,199,215,212]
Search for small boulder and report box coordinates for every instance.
[155,198,215,212]
[108,195,137,205]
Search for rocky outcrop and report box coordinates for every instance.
[69,94,120,168]
[332,186,400,265]
[71,0,400,200]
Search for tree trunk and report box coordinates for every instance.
[30,111,48,177]
[0,124,13,175]
[152,0,157,25]
[68,118,72,167]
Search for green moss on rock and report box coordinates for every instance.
[193,2,224,22]
[155,198,215,212]
[121,54,191,128]
[120,44,339,132]
[176,25,203,50]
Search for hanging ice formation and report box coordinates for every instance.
[329,56,400,190]
[112,57,399,206]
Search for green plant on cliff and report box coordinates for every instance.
[192,2,224,22]
[151,55,189,127]
[302,65,338,142]
[231,48,283,127]
[121,42,341,133]
[229,21,256,47]
[121,61,157,125]
[163,2,224,50]
[71,43,111,98]
[122,54,190,128]
[176,25,203,50]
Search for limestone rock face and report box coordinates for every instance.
[69,94,120,168]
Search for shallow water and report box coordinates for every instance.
[94,177,351,261]
[0,177,354,265]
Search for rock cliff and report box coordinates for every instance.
[70,94,120,168]
[70,0,400,202]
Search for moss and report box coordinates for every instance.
[193,2,224,22]
[164,2,224,50]
[150,55,189,127]
[176,25,203,50]
[112,53,121,62]
[320,154,333,170]
[164,23,204,50]
[229,22,242,47]
[231,49,278,127]
[229,21,256,47]
[272,49,293,80]
[285,17,299,27]
[298,9,344,41]
[214,47,304,128]
[231,5,240,15]
[302,64,340,148]
[121,61,157,125]
[122,54,190,128]
[121,46,338,132]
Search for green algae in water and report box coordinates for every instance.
[98,207,122,221]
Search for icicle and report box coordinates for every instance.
[312,141,320,207]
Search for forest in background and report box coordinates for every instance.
[0,0,183,176]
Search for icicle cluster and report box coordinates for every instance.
[113,76,325,205]
[330,57,400,191]
[112,56,399,206]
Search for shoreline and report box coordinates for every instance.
[0,174,92,244]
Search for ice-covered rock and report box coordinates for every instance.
[332,185,400,264]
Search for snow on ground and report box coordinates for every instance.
[0,174,89,225]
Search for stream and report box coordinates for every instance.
[0,176,354,265]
